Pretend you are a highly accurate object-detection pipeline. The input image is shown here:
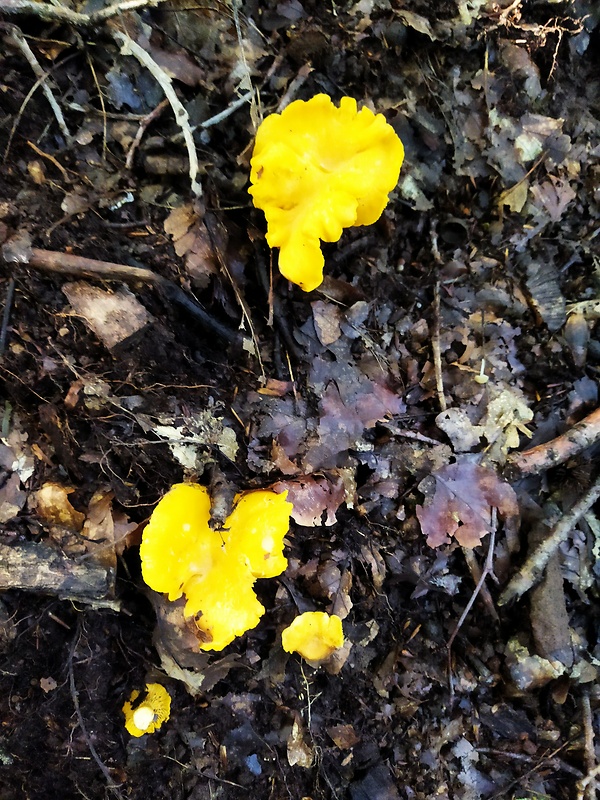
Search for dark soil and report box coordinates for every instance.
[0,1,599,799]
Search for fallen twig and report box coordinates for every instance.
[198,90,253,130]
[578,764,600,800]
[0,540,119,608]
[0,276,15,356]
[499,475,600,605]
[125,98,169,170]
[476,747,583,779]
[0,0,169,27]
[4,24,70,140]
[5,246,249,346]
[432,281,447,412]
[447,509,497,695]
[578,691,598,800]
[112,30,202,198]
[68,623,124,798]
[507,406,600,476]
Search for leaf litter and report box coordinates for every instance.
[0,0,599,798]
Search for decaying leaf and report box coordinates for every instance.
[151,591,240,695]
[35,483,85,532]
[83,491,138,567]
[0,413,35,484]
[317,559,353,619]
[498,179,528,213]
[0,473,27,524]
[151,409,239,471]
[287,713,314,768]
[274,474,347,526]
[164,202,224,288]
[397,10,436,39]
[63,282,154,350]
[504,637,565,691]
[416,460,519,548]
[327,723,360,749]
[480,388,533,459]
[521,255,567,332]
[312,300,342,346]
[530,176,576,222]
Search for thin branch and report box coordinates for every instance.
[432,280,447,412]
[198,91,253,130]
[578,690,598,800]
[5,25,70,139]
[447,509,497,694]
[499,475,600,605]
[125,98,169,170]
[476,747,583,779]
[112,30,202,197]
[0,0,169,27]
[507,406,600,477]
[0,277,16,356]
[68,623,123,797]
[10,246,250,347]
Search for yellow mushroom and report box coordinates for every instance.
[140,484,292,651]
[249,94,404,292]
[122,683,171,737]
[281,611,345,663]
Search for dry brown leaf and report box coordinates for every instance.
[312,300,342,345]
[274,474,347,526]
[530,176,576,222]
[150,591,240,694]
[287,714,314,768]
[498,179,528,213]
[397,10,436,39]
[416,461,519,548]
[164,203,224,288]
[35,483,85,532]
[327,723,360,749]
[0,473,27,524]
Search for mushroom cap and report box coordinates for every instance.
[140,483,213,601]
[140,484,292,651]
[123,683,171,737]
[249,94,404,291]
[281,611,345,662]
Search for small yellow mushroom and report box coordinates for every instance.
[281,612,345,663]
[123,683,171,737]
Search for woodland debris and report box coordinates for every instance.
[507,406,600,476]
[499,476,600,605]
[4,245,248,346]
[528,520,574,668]
[0,540,118,608]
[63,281,154,350]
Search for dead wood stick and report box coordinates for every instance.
[125,97,168,170]
[4,24,70,140]
[432,279,447,412]
[28,247,163,285]
[578,764,600,800]
[476,748,583,779]
[447,509,497,696]
[579,691,597,800]
[0,540,119,608]
[0,0,169,27]
[507,406,600,476]
[68,623,124,797]
[0,276,15,356]
[12,247,248,346]
[499,475,600,605]
[112,29,202,197]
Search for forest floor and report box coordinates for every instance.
[0,0,599,798]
